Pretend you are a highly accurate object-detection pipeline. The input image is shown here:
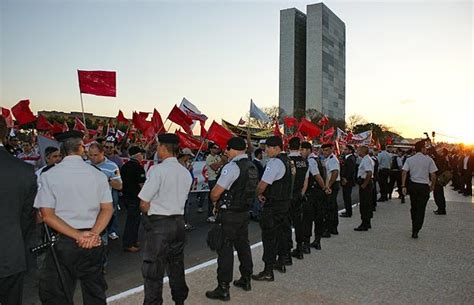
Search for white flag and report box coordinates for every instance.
[179,97,208,122]
[249,99,271,123]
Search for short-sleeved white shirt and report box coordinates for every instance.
[357,155,374,179]
[308,157,321,177]
[402,152,438,185]
[217,154,248,190]
[324,154,340,181]
[34,155,112,229]
[139,157,192,216]
[261,157,286,185]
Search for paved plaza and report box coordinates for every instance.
[109,189,474,305]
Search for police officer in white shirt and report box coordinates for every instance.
[354,145,375,231]
[401,140,438,239]
[138,134,193,305]
[377,145,392,201]
[34,131,114,305]
[321,143,341,236]
[205,137,258,301]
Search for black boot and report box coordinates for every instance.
[284,255,293,266]
[302,242,311,254]
[233,276,251,291]
[205,282,230,301]
[354,223,369,231]
[252,265,275,282]
[310,239,321,250]
[273,260,286,273]
[291,243,304,259]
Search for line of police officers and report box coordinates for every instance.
[19,125,439,305]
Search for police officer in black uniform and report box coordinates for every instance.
[205,137,258,301]
[252,136,293,281]
[302,143,327,252]
[287,137,309,260]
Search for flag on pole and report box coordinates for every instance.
[78,70,116,97]
[317,115,329,127]
[138,112,150,120]
[200,120,207,138]
[206,121,233,150]
[1,107,14,128]
[238,117,246,125]
[179,97,208,122]
[284,116,297,128]
[116,110,129,124]
[273,120,282,137]
[168,105,194,135]
[36,114,53,131]
[249,100,271,123]
[132,112,151,132]
[175,130,203,150]
[11,100,36,125]
[298,118,321,138]
[152,109,165,134]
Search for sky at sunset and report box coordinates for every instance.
[1,0,472,143]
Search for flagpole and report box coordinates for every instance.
[156,118,169,135]
[79,93,87,129]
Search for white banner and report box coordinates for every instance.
[337,128,373,146]
[191,161,209,192]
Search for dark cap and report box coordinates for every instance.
[158,133,179,144]
[129,146,145,156]
[227,137,246,151]
[54,130,84,142]
[301,141,312,149]
[288,137,301,150]
[321,143,333,149]
[265,136,283,147]
[346,145,355,153]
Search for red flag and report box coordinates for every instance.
[346,131,353,142]
[78,70,116,97]
[152,109,165,134]
[139,112,149,120]
[386,135,393,145]
[298,118,321,138]
[116,110,129,124]
[36,114,53,131]
[168,105,193,135]
[74,117,87,132]
[273,120,282,137]
[50,122,64,134]
[11,100,36,125]
[176,130,203,150]
[323,127,335,138]
[144,125,156,142]
[1,107,14,128]
[238,117,246,125]
[317,116,329,127]
[132,112,151,132]
[284,116,297,128]
[206,121,233,150]
[200,120,207,138]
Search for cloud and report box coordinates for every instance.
[400,99,416,105]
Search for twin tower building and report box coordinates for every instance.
[279,3,346,121]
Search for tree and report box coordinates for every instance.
[347,114,367,131]
[246,105,280,129]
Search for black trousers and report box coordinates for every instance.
[325,182,340,232]
[0,272,24,305]
[359,182,373,224]
[216,211,253,283]
[260,206,288,265]
[122,198,141,248]
[342,184,353,215]
[39,237,107,305]
[288,197,304,247]
[408,183,430,233]
[372,179,378,208]
[142,216,188,305]
[462,171,473,195]
[378,169,390,199]
[389,170,403,199]
[303,189,325,242]
[433,183,446,212]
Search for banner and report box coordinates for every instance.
[190,161,209,192]
[337,128,373,145]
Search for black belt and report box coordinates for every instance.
[148,214,183,221]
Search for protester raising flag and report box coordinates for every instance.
[116,110,129,124]
[284,116,297,128]
[36,114,53,131]
[179,97,208,122]
[78,70,116,97]
[11,100,36,125]
[74,117,87,132]
[206,120,233,150]
[249,99,271,123]
[1,108,14,128]
[168,105,194,135]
